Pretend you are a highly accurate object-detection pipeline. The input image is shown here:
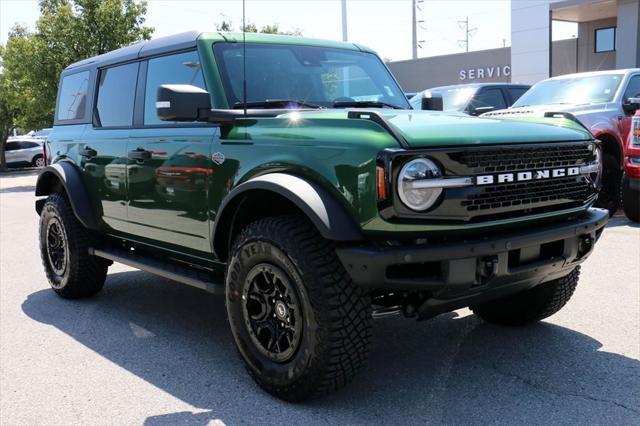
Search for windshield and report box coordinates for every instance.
[513,74,623,107]
[409,86,477,111]
[213,43,409,109]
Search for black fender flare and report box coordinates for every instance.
[35,162,99,230]
[212,173,364,259]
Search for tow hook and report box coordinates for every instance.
[479,256,499,281]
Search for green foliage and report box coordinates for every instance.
[217,20,302,36]
[0,0,153,167]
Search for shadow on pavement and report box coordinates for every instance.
[0,168,39,177]
[607,214,639,228]
[22,270,640,425]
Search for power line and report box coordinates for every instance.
[457,16,477,52]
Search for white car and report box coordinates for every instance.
[4,139,45,168]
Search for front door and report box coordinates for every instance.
[126,50,214,254]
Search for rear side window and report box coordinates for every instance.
[623,75,640,100]
[4,142,20,151]
[57,71,90,121]
[95,62,139,127]
[508,88,529,104]
[144,51,206,125]
[18,141,40,149]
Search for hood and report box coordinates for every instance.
[280,110,593,148]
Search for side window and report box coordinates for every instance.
[95,62,138,127]
[21,141,41,149]
[57,71,90,121]
[144,51,206,125]
[508,88,529,104]
[4,142,20,151]
[623,75,640,100]
[470,88,507,110]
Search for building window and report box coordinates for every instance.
[595,27,616,53]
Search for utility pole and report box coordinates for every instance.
[457,16,477,52]
[341,0,348,41]
[411,0,417,59]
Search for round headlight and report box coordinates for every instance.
[397,158,443,211]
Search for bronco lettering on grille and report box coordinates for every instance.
[476,167,580,185]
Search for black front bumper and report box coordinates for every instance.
[337,208,608,318]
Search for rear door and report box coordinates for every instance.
[506,86,529,106]
[4,142,21,164]
[127,50,215,254]
[80,62,138,234]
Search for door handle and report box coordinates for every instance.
[79,147,97,158]
[128,149,151,161]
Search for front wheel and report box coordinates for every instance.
[595,153,621,216]
[621,175,640,222]
[471,267,580,326]
[225,215,372,401]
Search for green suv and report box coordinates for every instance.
[36,31,608,401]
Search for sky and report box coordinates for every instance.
[0,0,577,62]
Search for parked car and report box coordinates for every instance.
[484,69,640,216]
[409,83,531,115]
[4,139,45,168]
[622,103,640,222]
[36,31,607,402]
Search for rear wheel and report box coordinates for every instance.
[32,155,45,168]
[225,215,372,401]
[39,192,109,298]
[621,175,640,222]
[595,153,621,216]
[471,267,580,326]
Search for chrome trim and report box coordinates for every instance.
[579,163,600,174]
[405,177,473,189]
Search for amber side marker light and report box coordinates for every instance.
[376,165,387,201]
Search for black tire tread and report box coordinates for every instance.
[228,214,372,400]
[621,175,640,222]
[39,192,108,298]
[471,267,580,326]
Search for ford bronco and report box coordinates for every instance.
[36,32,608,401]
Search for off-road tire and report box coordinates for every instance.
[225,214,372,401]
[621,175,640,222]
[471,267,580,326]
[595,153,621,216]
[39,192,109,298]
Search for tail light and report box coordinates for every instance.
[42,142,48,166]
[632,114,640,147]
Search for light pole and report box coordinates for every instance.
[341,0,348,41]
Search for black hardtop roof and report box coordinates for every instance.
[428,82,531,91]
[63,31,200,73]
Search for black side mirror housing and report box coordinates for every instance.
[421,93,444,111]
[156,84,211,121]
[622,97,640,114]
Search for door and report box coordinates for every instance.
[127,50,215,253]
[4,141,22,164]
[80,62,138,234]
[620,74,640,142]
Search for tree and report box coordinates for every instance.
[0,0,153,170]
[216,20,302,36]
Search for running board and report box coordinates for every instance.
[89,247,225,295]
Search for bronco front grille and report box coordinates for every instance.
[382,141,598,223]
[458,144,592,174]
[461,176,590,212]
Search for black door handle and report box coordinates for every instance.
[79,147,97,158]
[128,149,151,161]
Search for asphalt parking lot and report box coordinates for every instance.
[0,169,638,425]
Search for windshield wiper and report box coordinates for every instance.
[233,99,323,109]
[332,100,404,110]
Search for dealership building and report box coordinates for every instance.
[389,0,640,92]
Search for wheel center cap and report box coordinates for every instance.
[274,301,288,319]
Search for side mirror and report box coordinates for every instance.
[156,84,211,121]
[622,97,640,114]
[470,105,496,116]
[421,93,444,111]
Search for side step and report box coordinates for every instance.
[89,247,225,295]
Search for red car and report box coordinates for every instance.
[622,105,640,222]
